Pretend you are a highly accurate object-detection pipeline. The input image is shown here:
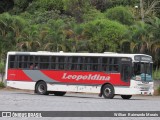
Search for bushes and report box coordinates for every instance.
[157,86,160,95]
[154,85,160,95]
[83,19,128,52]
[0,82,5,88]
[27,0,64,13]
[153,69,160,80]
[105,6,134,25]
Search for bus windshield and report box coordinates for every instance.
[133,62,152,82]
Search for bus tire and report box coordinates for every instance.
[102,84,114,99]
[121,95,132,99]
[35,81,49,95]
[52,91,66,96]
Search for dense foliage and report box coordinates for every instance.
[0,0,160,70]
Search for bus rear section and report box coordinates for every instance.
[6,52,154,99]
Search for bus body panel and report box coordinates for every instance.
[7,81,36,90]
[7,69,129,86]
[5,51,154,97]
[6,80,153,95]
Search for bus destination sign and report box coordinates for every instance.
[134,55,152,62]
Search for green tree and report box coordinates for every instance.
[17,25,41,51]
[121,19,160,67]
[10,0,33,14]
[44,19,67,51]
[90,0,109,11]
[145,17,160,68]
[0,61,5,82]
[0,13,26,61]
[107,0,139,8]
[105,6,134,25]
[0,0,14,13]
[26,0,64,13]
[60,20,90,52]
[63,0,91,23]
[83,8,105,22]
[83,19,128,52]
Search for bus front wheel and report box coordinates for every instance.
[35,81,49,95]
[121,95,132,99]
[102,84,114,99]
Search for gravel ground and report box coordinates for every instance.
[0,88,160,120]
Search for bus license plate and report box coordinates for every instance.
[142,82,149,84]
[144,92,147,95]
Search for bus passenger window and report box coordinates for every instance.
[59,64,64,70]
[30,63,34,70]
[111,65,119,72]
[102,65,107,71]
[92,65,98,71]
[51,63,56,69]
[9,62,15,68]
[102,64,110,72]
[35,64,39,69]
[121,64,131,82]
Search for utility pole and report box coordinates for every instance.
[140,0,144,22]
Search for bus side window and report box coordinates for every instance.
[102,57,109,72]
[90,57,99,71]
[121,64,131,82]
[39,56,50,69]
[9,55,17,68]
[77,57,83,70]
[30,63,34,70]
[70,57,79,71]
[110,65,119,72]
[83,57,89,71]
[102,65,107,71]
[50,56,56,69]
[56,56,65,70]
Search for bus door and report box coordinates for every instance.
[120,58,132,82]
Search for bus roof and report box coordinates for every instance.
[7,51,152,62]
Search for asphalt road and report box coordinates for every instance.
[0,89,160,120]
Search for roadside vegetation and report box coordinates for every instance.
[0,0,160,79]
[153,70,160,80]
[157,86,160,95]
[154,85,160,95]
[0,1,159,56]
[0,82,5,88]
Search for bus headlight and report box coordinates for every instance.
[136,76,141,81]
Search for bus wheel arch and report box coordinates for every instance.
[101,83,115,99]
[35,80,49,95]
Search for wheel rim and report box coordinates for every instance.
[104,88,111,96]
[38,84,45,93]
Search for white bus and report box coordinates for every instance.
[6,51,154,99]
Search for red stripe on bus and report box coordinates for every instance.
[41,70,130,86]
[7,69,130,86]
[7,69,32,81]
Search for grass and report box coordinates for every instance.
[0,82,5,88]
[153,69,160,80]
[158,86,160,95]
[155,85,160,95]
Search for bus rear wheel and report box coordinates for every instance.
[102,84,114,99]
[121,95,132,99]
[52,91,66,96]
[35,81,49,95]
